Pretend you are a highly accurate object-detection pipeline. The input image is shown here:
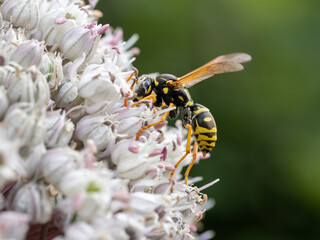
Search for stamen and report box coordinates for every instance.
[198,178,220,191]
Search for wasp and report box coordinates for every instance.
[131,53,251,184]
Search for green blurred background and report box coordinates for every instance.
[97,0,320,239]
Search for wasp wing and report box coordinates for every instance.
[171,53,251,88]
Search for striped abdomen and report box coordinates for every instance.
[191,104,217,156]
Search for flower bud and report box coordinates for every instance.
[38,10,76,46]
[63,222,95,240]
[116,116,142,138]
[19,143,46,179]
[76,115,116,158]
[41,147,85,188]
[0,11,3,29]
[0,86,9,120]
[6,70,50,106]
[54,82,78,108]
[6,182,52,224]
[45,110,74,148]
[62,220,130,240]
[40,53,63,91]
[59,23,109,61]
[4,103,46,147]
[112,106,146,136]
[10,40,44,68]
[78,64,120,105]
[1,25,17,43]
[0,211,30,240]
[0,129,26,188]
[59,169,111,220]
[130,192,168,214]
[0,0,40,31]
[111,140,149,180]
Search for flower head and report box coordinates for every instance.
[0,1,217,239]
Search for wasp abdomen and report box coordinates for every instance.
[191,104,217,156]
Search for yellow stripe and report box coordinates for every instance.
[185,101,193,107]
[193,108,209,115]
[178,96,184,101]
[163,87,168,94]
[199,145,214,151]
[154,77,159,86]
[194,125,217,134]
[198,141,216,147]
[203,117,212,122]
[196,134,217,141]
[183,89,191,99]
[147,85,152,94]
[195,120,216,132]
[136,96,143,100]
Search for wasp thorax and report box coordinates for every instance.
[134,75,153,101]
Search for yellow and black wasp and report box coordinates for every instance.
[132,53,251,184]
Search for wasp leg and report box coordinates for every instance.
[160,103,167,108]
[130,67,139,90]
[169,124,192,182]
[184,141,198,185]
[126,72,135,83]
[131,92,157,107]
[123,73,135,107]
[136,103,174,140]
[123,92,130,107]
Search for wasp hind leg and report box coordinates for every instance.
[135,103,174,140]
[169,123,192,183]
[184,141,198,185]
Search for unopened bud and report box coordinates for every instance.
[45,110,74,148]
[0,0,40,31]
[0,86,9,120]
[41,147,85,188]
[40,53,63,91]
[59,23,109,61]
[0,211,30,240]
[4,103,46,147]
[10,40,44,68]
[6,182,52,224]
[54,82,78,108]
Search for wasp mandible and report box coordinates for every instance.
[131,53,251,184]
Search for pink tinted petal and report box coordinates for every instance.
[129,142,139,153]
[54,17,67,25]
[98,24,110,35]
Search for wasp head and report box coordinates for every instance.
[133,75,153,102]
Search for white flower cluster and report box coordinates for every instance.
[0,0,215,239]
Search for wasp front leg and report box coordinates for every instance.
[123,72,136,107]
[131,92,157,107]
[136,103,174,140]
